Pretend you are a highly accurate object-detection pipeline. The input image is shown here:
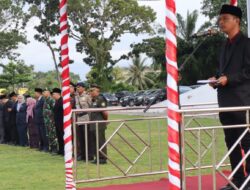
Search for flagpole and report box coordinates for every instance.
[59,0,76,189]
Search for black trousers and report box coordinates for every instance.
[93,128,107,160]
[3,121,11,143]
[55,124,64,155]
[11,123,19,145]
[16,123,28,146]
[219,111,250,180]
[37,124,49,151]
[78,125,95,160]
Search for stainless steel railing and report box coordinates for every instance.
[180,106,250,190]
[72,106,169,184]
[72,103,250,190]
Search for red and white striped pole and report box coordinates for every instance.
[230,0,238,6]
[59,0,76,190]
[165,0,181,190]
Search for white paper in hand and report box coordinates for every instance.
[197,80,218,84]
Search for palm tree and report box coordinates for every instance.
[177,10,211,42]
[126,56,155,90]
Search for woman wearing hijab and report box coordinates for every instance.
[15,95,28,146]
[26,97,39,148]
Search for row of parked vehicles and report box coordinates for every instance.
[101,85,197,107]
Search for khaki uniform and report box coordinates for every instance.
[75,92,94,160]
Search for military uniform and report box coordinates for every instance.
[75,92,94,160]
[43,96,57,152]
[90,95,108,162]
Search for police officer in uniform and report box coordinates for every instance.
[89,84,108,164]
[75,82,93,161]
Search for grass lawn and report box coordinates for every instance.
[0,114,229,190]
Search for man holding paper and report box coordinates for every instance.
[209,4,250,190]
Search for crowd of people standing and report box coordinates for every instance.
[0,88,65,155]
[0,82,108,164]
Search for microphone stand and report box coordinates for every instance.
[179,35,209,72]
[143,32,217,113]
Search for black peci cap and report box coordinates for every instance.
[35,88,43,93]
[70,82,76,87]
[52,88,61,94]
[9,92,17,98]
[0,94,7,99]
[220,4,242,19]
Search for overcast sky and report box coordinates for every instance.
[15,0,206,81]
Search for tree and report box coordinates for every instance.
[131,36,165,70]
[0,61,34,91]
[68,0,156,90]
[126,56,155,90]
[27,71,80,91]
[177,10,212,43]
[0,0,27,59]
[131,36,165,88]
[24,0,62,85]
[110,82,135,93]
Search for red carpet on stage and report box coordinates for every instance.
[79,172,230,190]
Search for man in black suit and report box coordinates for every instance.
[209,4,250,190]
[9,92,19,145]
[52,88,64,156]
[34,88,49,152]
[1,94,13,144]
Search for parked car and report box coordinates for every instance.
[134,90,156,106]
[102,93,119,106]
[144,89,167,105]
[115,91,132,101]
[120,91,145,107]
[179,86,192,94]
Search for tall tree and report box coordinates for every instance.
[27,71,80,90]
[131,36,165,87]
[126,56,155,90]
[25,0,62,85]
[0,61,34,90]
[177,10,212,42]
[68,0,156,90]
[0,0,27,59]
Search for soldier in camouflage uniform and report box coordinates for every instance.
[43,88,57,154]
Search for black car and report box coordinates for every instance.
[144,89,167,106]
[120,91,145,107]
[134,90,156,106]
[115,91,131,101]
[102,93,119,106]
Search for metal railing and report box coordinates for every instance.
[72,104,250,190]
[72,106,169,184]
[180,106,250,190]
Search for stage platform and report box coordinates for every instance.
[79,172,229,190]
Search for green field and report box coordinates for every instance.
[0,114,229,190]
